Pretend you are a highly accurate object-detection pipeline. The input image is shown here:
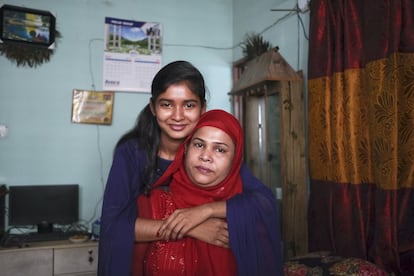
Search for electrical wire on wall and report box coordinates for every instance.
[296,7,309,69]
[270,3,309,70]
[271,3,311,195]
[164,5,308,53]
[84,38,105,226]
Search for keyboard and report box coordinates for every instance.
[1,231,90,247]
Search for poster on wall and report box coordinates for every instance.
[71,90,114,125]
[103,17,162,93]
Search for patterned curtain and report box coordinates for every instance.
[307,0,414,274]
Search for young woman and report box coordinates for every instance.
[138,110,281,276]
[98,61,283,276]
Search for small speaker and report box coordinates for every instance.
[0,185,7,239]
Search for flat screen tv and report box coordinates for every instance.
[8,184,79,233]
[0,4,56,48]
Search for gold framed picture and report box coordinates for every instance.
[71,89,114,125]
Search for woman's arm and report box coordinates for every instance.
[135,200,229,249]
[156,201,226,240]
[134,217,163,241]
[135,215,229,247]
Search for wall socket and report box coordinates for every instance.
[0,124,8,138]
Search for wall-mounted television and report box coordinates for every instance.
[8,184,79,233]
[0,4,56,48]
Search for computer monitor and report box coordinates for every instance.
[8,184,79,233]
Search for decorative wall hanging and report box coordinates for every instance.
[0,4,60,68]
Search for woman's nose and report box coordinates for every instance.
[171,106,184,121]
[199,152,212,162]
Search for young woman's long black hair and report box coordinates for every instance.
[116,61,207,194]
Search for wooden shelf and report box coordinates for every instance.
[230,50,308,259]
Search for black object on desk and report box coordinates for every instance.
[1,230,90,247]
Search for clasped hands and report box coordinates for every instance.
[156,203,229,248]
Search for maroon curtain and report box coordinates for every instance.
[307,0,414,274]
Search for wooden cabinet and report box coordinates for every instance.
[0,241,98,276]
[0,248,53,276]
[230,49,308,259]
[54,244,98,275]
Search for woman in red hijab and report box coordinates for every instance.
[138,109,242,275]
[134,109,282,275]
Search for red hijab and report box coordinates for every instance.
[153,109,244,206]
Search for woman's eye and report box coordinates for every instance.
[184,102,196,109]
[194,142,203,148]
[160,102,171,108]
[216,147,226,153]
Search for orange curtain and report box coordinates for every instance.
[307,0,414,274]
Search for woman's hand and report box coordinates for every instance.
[157,204,211,240]
[187,218,229,248]
[157,201,226,241]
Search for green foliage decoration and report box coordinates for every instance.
[241,33,273,60]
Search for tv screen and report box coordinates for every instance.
[0,4,56,48]
[8,184,79,232]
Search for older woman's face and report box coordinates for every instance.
[184,126,235,188]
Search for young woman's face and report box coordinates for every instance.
[151,83,206,145]
[184,126,235,188]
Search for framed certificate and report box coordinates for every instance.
[71,90,114,125]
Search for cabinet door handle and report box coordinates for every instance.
[88,249,94,264]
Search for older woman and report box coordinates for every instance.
[135,110,282,275]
